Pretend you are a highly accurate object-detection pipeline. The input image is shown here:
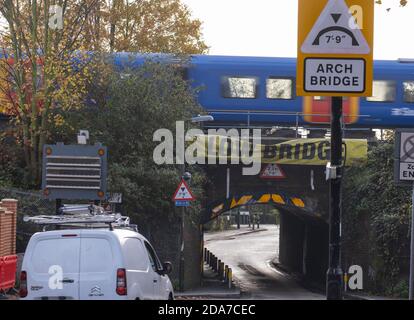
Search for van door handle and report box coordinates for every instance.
[61,279,74,283]
[153,279,158,283]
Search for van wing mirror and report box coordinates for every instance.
[162,261,173,275]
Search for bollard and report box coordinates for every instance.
[218,259,222,276]
[204,248,207,262]
[228,268,233,289]
[344,273,349,292]
[220,262,225,280]
[225,265,229,281]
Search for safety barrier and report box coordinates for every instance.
[204,248,233,289]
[0,255,17,291]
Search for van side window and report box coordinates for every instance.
[222,76,258,99]
[366,80,396,102]
[144,242,162,272]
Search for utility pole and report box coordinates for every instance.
[326,97,344,300]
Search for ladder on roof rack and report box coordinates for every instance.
[24,205,138,232]
[58,204,107,215]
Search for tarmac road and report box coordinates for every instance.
[204,225,324,300]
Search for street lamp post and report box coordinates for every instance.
[178,114,214,292]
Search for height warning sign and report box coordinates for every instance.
[297,0,374,97]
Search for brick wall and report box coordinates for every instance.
[0,199,18,256]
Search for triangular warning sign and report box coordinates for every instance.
[301,0,370,54]
[172,179,195,201]
[260,164,286,180]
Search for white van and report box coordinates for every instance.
[19,228,174,300]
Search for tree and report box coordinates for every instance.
[86,0,208,53]
[0,0,101,186]
[65,60,206,225]
[343,140,411,297]
[376,0,408,9]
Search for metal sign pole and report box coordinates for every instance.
[326,97,344,300]
[179,163,186,292]
[410,182,414,300]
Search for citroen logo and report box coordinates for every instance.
[89,285,104,297]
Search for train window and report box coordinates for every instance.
[266,78,293,99]
[403,81,414,103]
[222,77,257,99]
[366,80,396,102]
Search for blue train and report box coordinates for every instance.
[116,54,414,129]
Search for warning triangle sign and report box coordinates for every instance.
[260,164,286,180]
[172,180,195,201]
[301,0,370,54]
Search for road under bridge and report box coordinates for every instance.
[198,135,367,286]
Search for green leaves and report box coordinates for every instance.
[70,60,205,226]
[343,140,411,297]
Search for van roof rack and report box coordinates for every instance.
[24,205,138,232]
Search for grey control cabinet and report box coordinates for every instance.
[41,143,108,200]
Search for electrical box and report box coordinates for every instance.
[41,143,108,200]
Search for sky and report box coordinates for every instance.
[181,0,414,60]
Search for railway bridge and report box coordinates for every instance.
[198,133,368,284]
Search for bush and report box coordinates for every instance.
[343,140,411,297]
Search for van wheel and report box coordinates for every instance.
[168,293,174,300]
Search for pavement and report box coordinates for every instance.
[175,266,241,300]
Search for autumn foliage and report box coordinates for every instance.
[0,0,207,186]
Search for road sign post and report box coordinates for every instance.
[173,178,196,292]
[326,97,344,300]
[298,0,374,300]
[394,129,414,300]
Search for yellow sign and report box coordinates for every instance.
[297,0,374,97]
[260,138,367,166]
[193,135,368,167]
